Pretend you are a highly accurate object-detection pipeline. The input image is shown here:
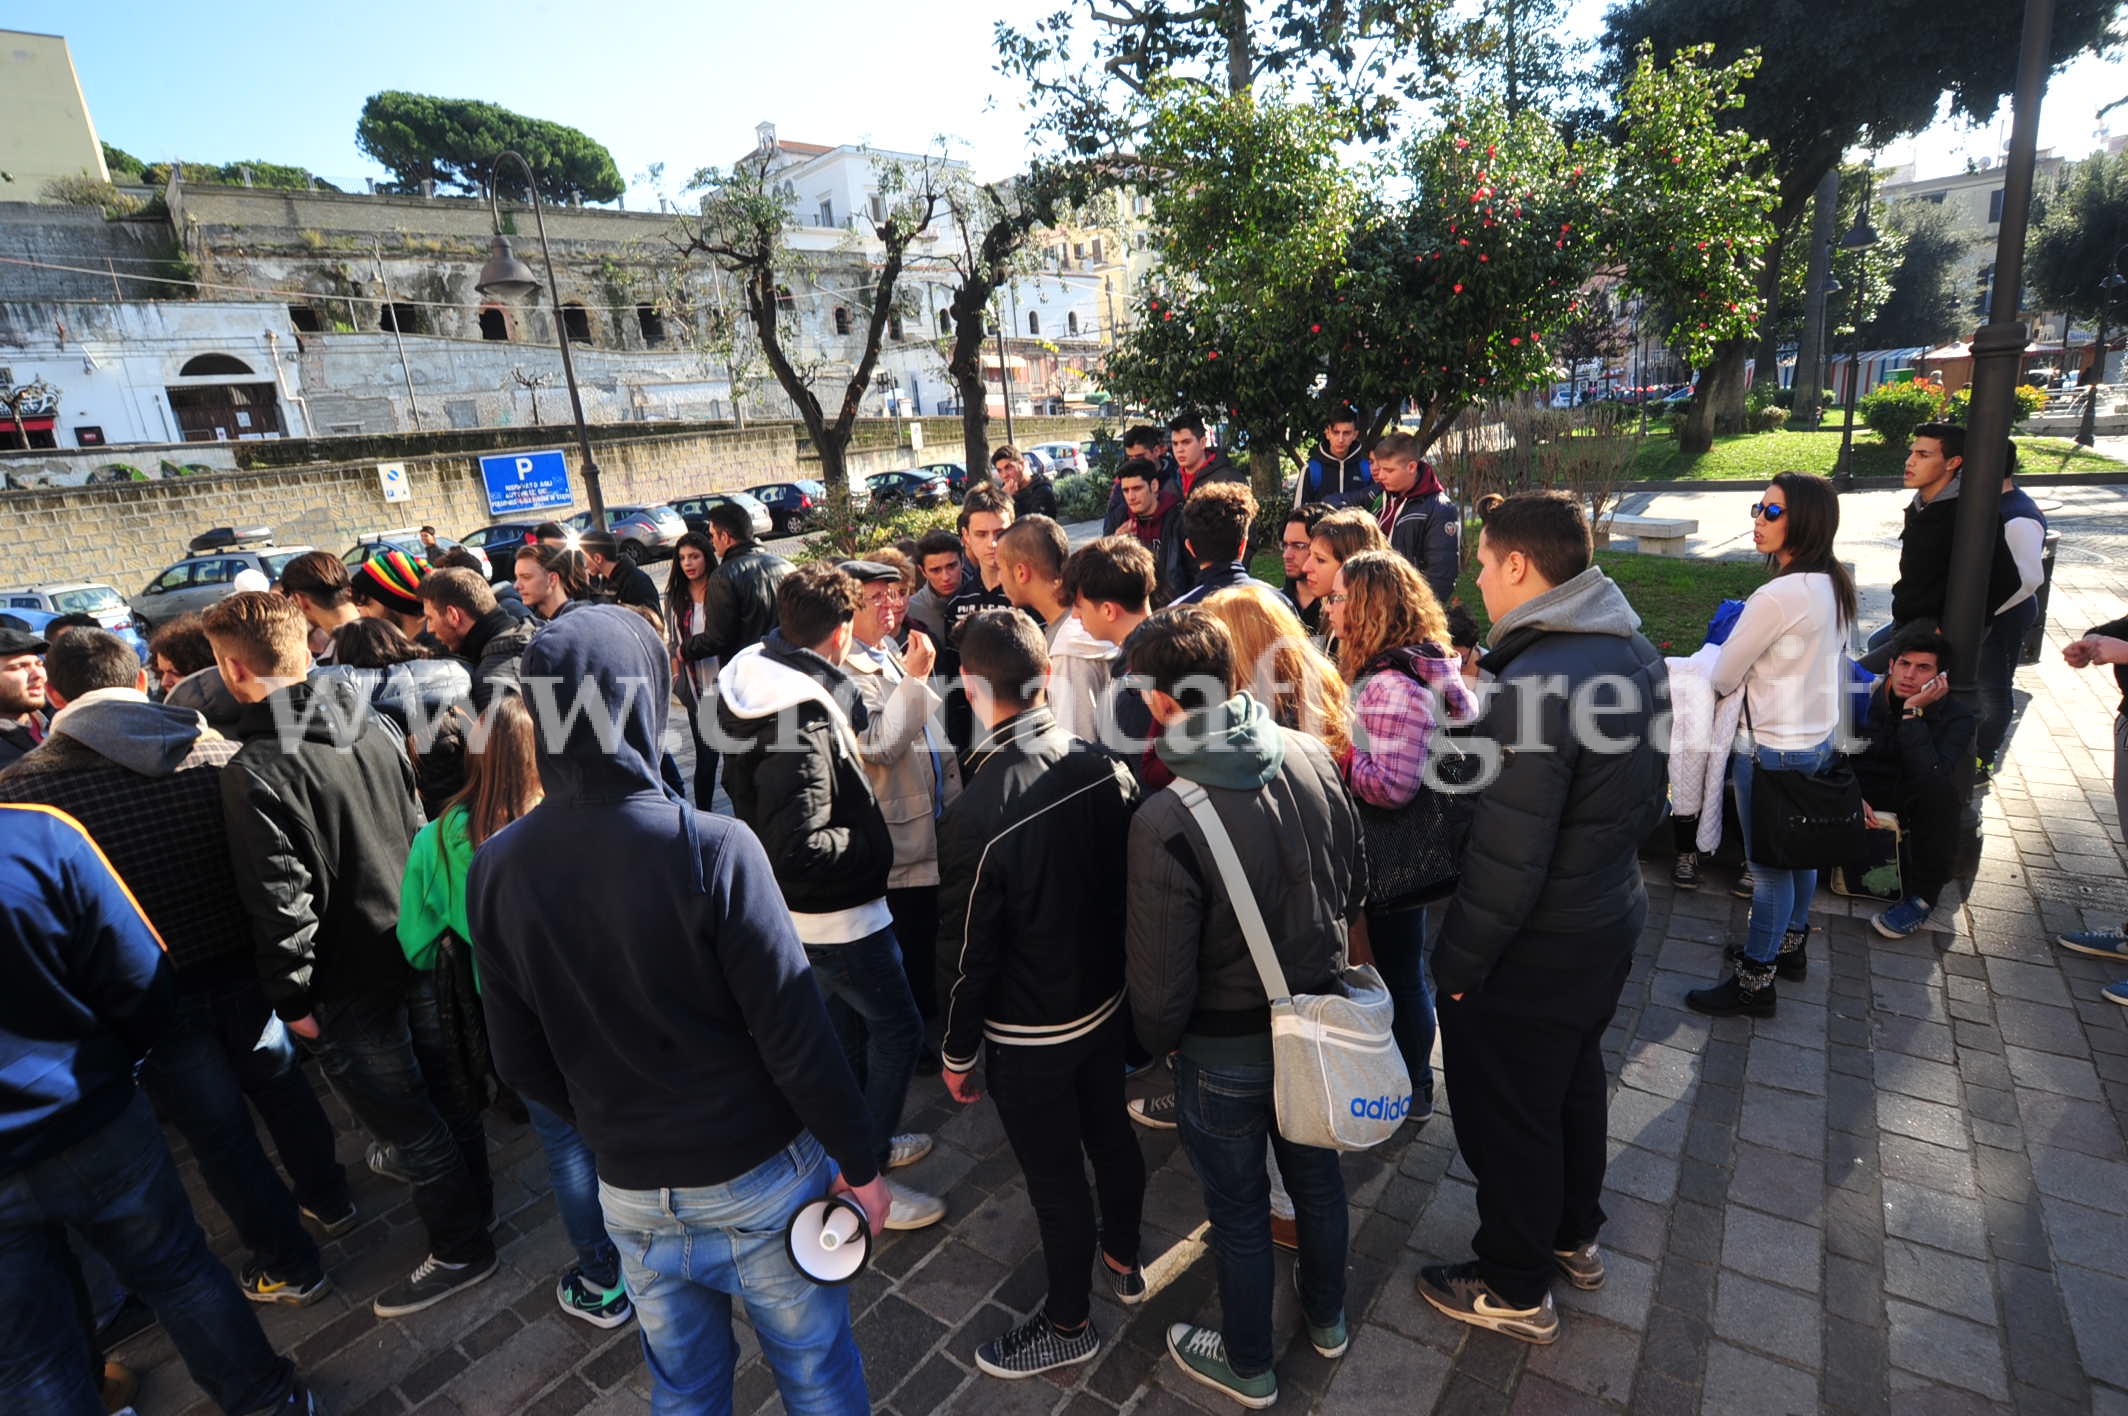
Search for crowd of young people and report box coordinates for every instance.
[0,408,2055,1414]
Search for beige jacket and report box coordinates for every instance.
[843,640,963,888]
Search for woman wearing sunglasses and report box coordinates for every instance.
[1686,472,1856,1018]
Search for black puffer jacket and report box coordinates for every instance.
[458,609,536,710]
[1436,567,1668,996]
[687,542,792,665]
[937,708,1141,1073]
[1013,474,1060,522]
[310,659,471,740]
[1126,695,1367,1055]
[715,632,894,927]
[221,676,424,1021]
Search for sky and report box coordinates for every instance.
[20,0,2128,204]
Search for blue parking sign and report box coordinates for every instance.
[479,448,574,517]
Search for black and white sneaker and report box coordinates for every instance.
[1128,1091,1178,1130]
[1671,850,1701,890]
[372,1253,498,1318]
[1105,1257,1147,1304]
[1417,1261,1558,1344]
[974,1309,1101,1379]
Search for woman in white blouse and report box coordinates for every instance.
[1687,472,1856,1018]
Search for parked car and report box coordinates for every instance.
[564,504,688,561]
[667,491,773,542]
[130,536,315,632]
[1024,441,1088,476]
[865,469,951,511]
[460,522,550,583]
[745,480,830,537]
[341,529,491,582]
[0,585,149,661]
[916,461,971,495]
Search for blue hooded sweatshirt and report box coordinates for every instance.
[466,605,880,1190]
[0,803,173,1175]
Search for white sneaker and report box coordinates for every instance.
[885,1133,933,1170]
[884,1180,946,1230]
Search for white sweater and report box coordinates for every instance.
[1710,572,1845,752]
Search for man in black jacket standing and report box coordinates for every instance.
[203,592,496,1320]
[418,568,535,711]
[1867,422,2020,659]
[579,532,663,612]
[1370,430,1461,608]
[1169,412,1247,497]
[1421,492,1668,1347]
[717,565,944,1231]
[937,610,1147,1381]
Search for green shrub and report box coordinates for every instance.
[1946,384,2047,428]
[794,501,956,564]
[1082,428,1126,478]
[1053,471,1110,523]
[1749,405,1791,433]
[1859,382,1944,448]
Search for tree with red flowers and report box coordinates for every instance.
[1607,42,1774,454]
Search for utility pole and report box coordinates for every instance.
[995,293,1016,444]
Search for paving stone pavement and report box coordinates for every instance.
[118,483,2128,1414]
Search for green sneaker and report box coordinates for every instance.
[1292,1260,1348,1357]
[557,1266,634,1329]
[1165,1323,1277,1409]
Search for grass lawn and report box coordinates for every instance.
[1628,426,2125,481]
[1248,547,1767,656]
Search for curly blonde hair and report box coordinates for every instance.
[1334,551,1449,682]
[1199,582,1352,759]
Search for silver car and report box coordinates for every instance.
[130,545,313,631]
[565,504,688,561]
[0,581,151,659]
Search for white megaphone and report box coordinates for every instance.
[784,1193,872,1285]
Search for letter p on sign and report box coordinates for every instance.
[516,457,535,480]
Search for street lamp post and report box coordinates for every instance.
[1942,0,2054,702]
[476,150,606,525]
[2075,242,2126,446]
[1831,175,1882,491]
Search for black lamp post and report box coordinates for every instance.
[476,150,606,525]
[2075,243,2126,446]
[1830,182,1882,490]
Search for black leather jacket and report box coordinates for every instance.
[685,543,792,665]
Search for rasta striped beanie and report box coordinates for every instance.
[352,548,429,616]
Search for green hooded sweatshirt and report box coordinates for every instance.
[398,803,474,976]
[1154,692,1286,790]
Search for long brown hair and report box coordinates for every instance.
[1200,582,1352,758]
[1335,551,1449,682]
[445,694,542,847]
[1767,471,1857,629]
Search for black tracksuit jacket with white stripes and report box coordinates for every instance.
[936,707,1143,1073]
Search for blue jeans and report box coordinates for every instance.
[0,1091,295,1414]
[140,973,348,1280]
[804,927,921,1166]
[1733,740,1837,964]
[526,1099,620,1288]
[309,984,492,1264]
[600,1134,867,1415]
[1367,906,1435,1110]
[1977,598,2038,766]
[1174,1054,1348,1377]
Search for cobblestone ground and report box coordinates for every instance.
[123,485,2128,1415]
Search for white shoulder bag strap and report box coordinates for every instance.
[1168,780,1292,1005]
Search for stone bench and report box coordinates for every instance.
[1605,513,1698,556]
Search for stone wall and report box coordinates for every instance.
[0,423,799,591]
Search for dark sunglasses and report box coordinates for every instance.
[1750,502,1786,522]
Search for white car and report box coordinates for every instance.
[1024,441,1088,476]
